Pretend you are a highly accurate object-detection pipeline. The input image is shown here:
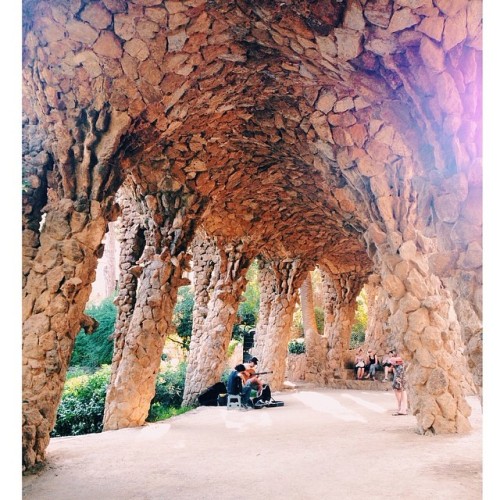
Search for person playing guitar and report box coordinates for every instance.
[242,357,272,393]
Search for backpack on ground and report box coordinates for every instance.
[198,382,227,406]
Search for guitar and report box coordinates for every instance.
[241,370,273,383]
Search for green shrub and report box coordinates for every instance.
[173,286,194,349]
[70,297,117,369]
[288,338,306,354]
[148,404,192,423]
[51,365,111,437]
[53,363,191,436]
[146,362,187,421]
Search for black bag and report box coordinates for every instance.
[198,382,227,406]
[260,384,272,402]
[250,384,275,408]
[217,394,228,406]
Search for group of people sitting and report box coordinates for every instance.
[354,348,396,381]
[226,356,264,409]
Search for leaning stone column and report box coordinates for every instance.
[377,239,473,434]
[108,197,146,389]
[300,271,327,384]
[181,231,219,405]
[103,191,205,430]
[182,238,252,406]
[22,107,130,469]
[363,274,391,353]
[252,259,274,358]
[320,265,365,381]
[253,259,306,389]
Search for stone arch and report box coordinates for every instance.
[22,0,482,470]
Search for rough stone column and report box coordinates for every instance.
[252,260,274,358]
[103,191,205,430]
[320,266,365,381]
[22,104,130,469]
[253,259,306,389]
[181,231,219,405]
[182,238,252,406]
[23,199,113,469]
[108,197,146,387]
[376,241,473,434]
[363,274,391,354]
[300,271,327,384]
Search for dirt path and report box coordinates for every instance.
[22,388,482,499]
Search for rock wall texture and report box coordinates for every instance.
[22,0,482,470]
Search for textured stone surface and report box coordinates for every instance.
[22,0,482,470]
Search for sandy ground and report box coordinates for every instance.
[22,388,482,500]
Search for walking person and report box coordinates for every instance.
[390,353,408,415]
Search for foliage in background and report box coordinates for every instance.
[227,339,240,359]
[314,306,324,335]
[70,297,117,369]
[350,288,368,348]
[172,262,260,346]
[233,260,260,340]
[291,306,303,338]
[173,286,194,350]
[53,363,190,436]
[288,338,306,354]
[51,365,111,437]
[147,362,187,421]
[291,305,324,337]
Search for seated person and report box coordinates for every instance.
[241,357,264,407]
[364,349,379,380]
[382,349,396,381]
[226,364,246,396]
[354,347,365,380]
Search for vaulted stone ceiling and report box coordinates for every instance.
[23,0,482,271]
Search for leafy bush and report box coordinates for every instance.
[53,363,191,436]
[146,362,187,421]
[51,365,111,437]
[148,404,192,423]
[288,338,306,354]
[70,297,117,369]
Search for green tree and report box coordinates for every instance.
[70,297,117,369]
[233,260,260,340]
[350,288,368,348]
[173,286,194,349]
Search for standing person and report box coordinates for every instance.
[364,349,379,380]
[382,349,396,381]
[354,347,366,380]
[390,354,408,415]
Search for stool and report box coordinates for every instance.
[227,394,242,409]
